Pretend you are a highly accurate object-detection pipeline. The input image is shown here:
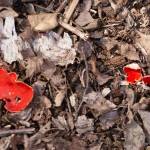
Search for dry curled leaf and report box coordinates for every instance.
[28,13,58,32]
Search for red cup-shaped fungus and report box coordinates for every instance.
[142,76,150,85]
[123,63,142,84]
[0,68,33,112]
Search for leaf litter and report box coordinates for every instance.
[0,0,150,149]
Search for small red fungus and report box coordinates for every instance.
[123,63,142,84]
[123,63,150,86]
[142,76,150,85]
[0,68,33,112]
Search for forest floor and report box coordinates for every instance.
[0,0,150,150]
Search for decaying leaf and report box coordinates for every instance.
[0,17,24,63]
[132,97,150,112]
[138,110,150,144]
[69,94,77,108]
[84,91,116,117]
[123,120,145,150]
[99,110,119,130]
[75,115,94,134]
[27,121,51,149]
[102,88,111,97]
[75,12,94,27]
[33,31,76,66]
[52,117,66,130]
[57,116,69,131]
[90,144,102,150]
[28,13,58,32]
[82,19,100,30]
[32,81,47,96]
[96,71,113,85]
[24,57,43,78]
[0,135,14,150]
[80,0,92,12]
[41,59,56,79]
[0,7,18,17]
[54,86,67,107]
[120,43,140,61]
[7,108,32,125]
[135,30,150,57]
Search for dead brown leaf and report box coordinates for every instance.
[52,117,66,130]
[120,43,140,61]
[75,12,94,27]
[80,0,92,12]
[52,137,86,150]
[28,13,58,32]
[123,120,145,150]
[24,56,43,78]
[132,97,150,112]
[135,30,150,57]
[138,110,150,144]
[0,7,18,17]
[96,71,113,85]
[54,85,67,107]
[75,115,94,134]
[99,110,119,130]
[82,19,100,30]
[84,91,116,117]
[89,55,113,85]
[32,81,47,96]
[27,121,51,149]
[0,135,14,150]
[41,59,56,79]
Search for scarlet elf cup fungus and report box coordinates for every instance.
[0,68,33,112]
[123,63,150,85]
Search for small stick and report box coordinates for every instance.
[56,0,68,13]
[57,0,80,35]
[0,128,35,137]
[58,19,89,40]
[75,42,90,121]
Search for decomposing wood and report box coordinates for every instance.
[59,18,89,40]
[0,128,35,137]
[57,0,80,35]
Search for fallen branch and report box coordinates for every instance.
[56,0,68,13]
[59,18,89,40]
[0,128,35,137]
[57,0,80,35]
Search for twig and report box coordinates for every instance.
[58,18,89,40]
[75,42,89,121]
[0,128,35,137]
[103,23,121,27]
[56,0,68,13]
[57,0,80,35]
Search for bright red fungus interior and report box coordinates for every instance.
[142,76,150,85]
[123,66,142,84]
[0,68,33,112]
